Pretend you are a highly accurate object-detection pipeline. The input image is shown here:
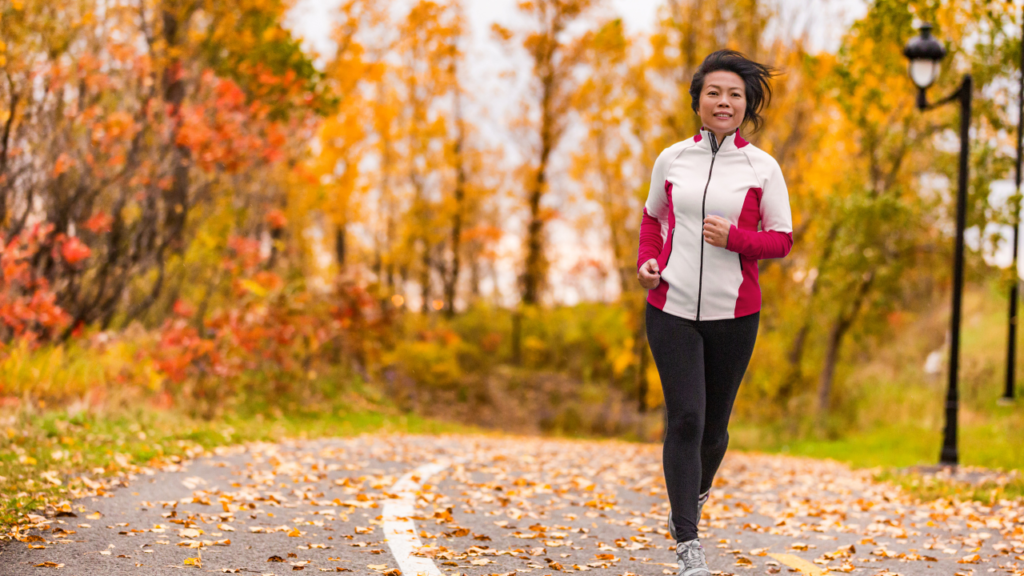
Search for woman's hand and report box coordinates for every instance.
[638,258,661,290]
[703,215,730,248]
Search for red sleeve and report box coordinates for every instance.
[637,208,663,270]
[726,225,793,259]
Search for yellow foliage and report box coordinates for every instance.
[0,332,164,399]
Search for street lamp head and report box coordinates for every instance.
[903,23,947,90]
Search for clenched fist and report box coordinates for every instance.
[638,258,660,290]
[703,215,730,248]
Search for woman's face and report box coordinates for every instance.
[698,70,746,137]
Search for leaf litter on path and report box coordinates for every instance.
[3,434,1022,575]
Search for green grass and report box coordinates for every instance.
[732,419,1021,470]
[729,416,1024,505]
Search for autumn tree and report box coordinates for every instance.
[493,0,597,309]
[299,0,381,280]
[0,0,327,344]
[757,0,1019,430]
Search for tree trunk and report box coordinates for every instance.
[0,92,18,228]
[816,320,845,415]
[778,222,839,408]
[520,21,558,307]
[511,307,523,365]
[445,85,467,318]
[817,272,874,415]
[335,225,346,269]
[420,247,431,314]
[162,7,190,255]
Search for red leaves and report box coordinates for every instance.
[84,212,112,234]
[227,236,263,272]
[214,78,246,109]
[154,319,218,384]
[148,244,362,391]
[0,224,73,350]
[266,209,287,230]
[60,237,91,265]
[175,74,292,174]
[173,300,195,318]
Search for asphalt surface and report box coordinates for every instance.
[1,433,1022,575]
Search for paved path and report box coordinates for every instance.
[1,434,1022,575]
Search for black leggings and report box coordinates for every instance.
[645,302,759,542]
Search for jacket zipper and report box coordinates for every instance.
[696,135,719,321]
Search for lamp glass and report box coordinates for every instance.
[909,58,940,89]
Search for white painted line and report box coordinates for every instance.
[383,459,459,576]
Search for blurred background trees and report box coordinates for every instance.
[1,0,1021,446]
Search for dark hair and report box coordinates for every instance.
[689,50,777,133]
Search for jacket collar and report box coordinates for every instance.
[694,127,748,153]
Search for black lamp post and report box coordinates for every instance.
[904,23,970,467]
[1001,14,1024,406]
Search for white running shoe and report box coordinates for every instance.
[675,538,711,576]
[698,488,710,520]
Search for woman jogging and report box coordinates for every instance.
[636,50,793,576]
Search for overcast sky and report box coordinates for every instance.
[285,0,870,67]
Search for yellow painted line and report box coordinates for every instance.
[767,553,827,576]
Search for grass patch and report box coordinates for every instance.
[875,468,1024,504]
[755,420,1022,471]
[729,418,1024,505]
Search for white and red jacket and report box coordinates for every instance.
[638,128,793,321]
